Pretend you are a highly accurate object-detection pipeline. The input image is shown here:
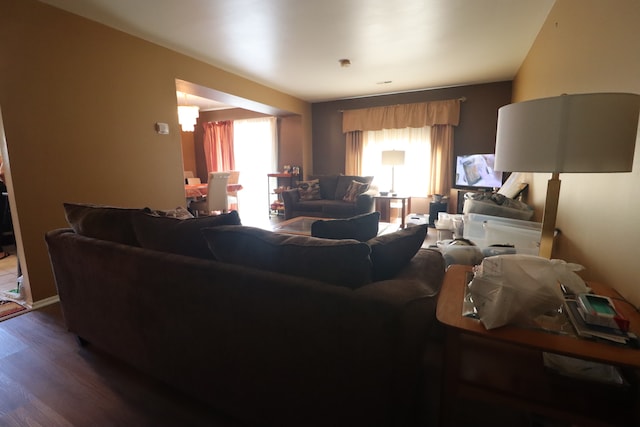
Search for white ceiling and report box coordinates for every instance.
[40,0,555,105]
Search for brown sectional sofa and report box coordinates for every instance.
[281,174,377,219]
[45,203,446,427]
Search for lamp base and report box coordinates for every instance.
[538,173,561,259]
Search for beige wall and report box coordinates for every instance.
[181,132,197,177]
[279,116,304,175]
[513,0,640,307]
[0,0,311,304]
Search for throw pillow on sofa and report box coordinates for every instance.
[297,179,321,201]
[311,212,380,242]
[132,210,241,259]
[334,175,373,200]
[342,180,370,202]
[63,202,142,246]
[367,224,427,281]
[202,225,373,288]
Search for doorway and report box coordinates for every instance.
[176,80,303,228]
[0,109,24,304]
[232,117,277,227]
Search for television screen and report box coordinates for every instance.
[455,154,503,189]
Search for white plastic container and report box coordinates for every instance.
[483,221,541,255]
[463,213,541,254]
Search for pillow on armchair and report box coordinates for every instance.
[342,180,370,202]
[311,212,380,242]
[334,175,373,200]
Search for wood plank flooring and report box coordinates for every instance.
[0,303,245,427]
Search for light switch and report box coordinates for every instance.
[155,122,169,134]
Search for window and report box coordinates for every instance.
[361,127,431,196]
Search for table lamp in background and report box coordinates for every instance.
[381,150,405,196]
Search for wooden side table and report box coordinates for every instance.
[374,195,410,228]
[436,265,640,426]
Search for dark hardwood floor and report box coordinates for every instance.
[0,303,245,427]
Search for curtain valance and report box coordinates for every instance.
[342,99,461,133]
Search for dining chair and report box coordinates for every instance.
[190,171,230,217]
[226,170,240,210]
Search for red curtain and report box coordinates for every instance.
[203,121,235,173]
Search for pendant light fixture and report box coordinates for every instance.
[177,105,199,132]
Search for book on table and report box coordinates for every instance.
[563,298,634,345]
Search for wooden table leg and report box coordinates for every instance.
[400,197,407,228]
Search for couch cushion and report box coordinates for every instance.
[294,200,325,213]
[310,175,339,200]
[321,200,362,216]
[311,212,380,242]
[335,175,373,200]
[342,180,370,202]
[63,203,142,246]
[132,210,241,259]
[297,179,321,201]
[202,225,372,288]
[367,224,427,281]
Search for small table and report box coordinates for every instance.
[373,195,410,228]
[436,265,640,426]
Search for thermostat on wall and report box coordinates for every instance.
[155,122,169,134]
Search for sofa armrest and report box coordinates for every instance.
[355,188,377,213]
[392,248,446,296]
[281,188,300,219]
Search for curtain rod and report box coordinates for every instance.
[337,97,466,112]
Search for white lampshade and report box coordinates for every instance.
[381,150,405,166]
[494,92,640,259]
[495,93,640,173]
[177,105,200,132]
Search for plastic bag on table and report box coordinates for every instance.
[468,255,588,329]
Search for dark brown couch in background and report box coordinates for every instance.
[45,204,445,427]
[281,174,377,219]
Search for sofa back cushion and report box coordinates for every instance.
[311,212,380,242]
[63,203,142,246]
[335,175,373,200]
[309,175,339,200]
[202,225,372,288]
[367,224,427,281]
[132,210,241,259]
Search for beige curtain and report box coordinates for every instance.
[342,99,461,195]
[342,99,460,133]
[344,130,363,175]
[428,125,454,195]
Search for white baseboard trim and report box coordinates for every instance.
[31,295,60,310]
